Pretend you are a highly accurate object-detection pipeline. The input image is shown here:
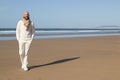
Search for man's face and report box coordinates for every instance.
[23,12,29,20]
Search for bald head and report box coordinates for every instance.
[23,11,30,20]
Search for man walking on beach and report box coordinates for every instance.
[16,11,35,71]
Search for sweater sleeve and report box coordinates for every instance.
[31,22,35,39]
[16,21,21,41]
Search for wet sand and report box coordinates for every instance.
[0,36,120,80]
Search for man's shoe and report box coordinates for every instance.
[21,65,24,69]
[23,66,28,71]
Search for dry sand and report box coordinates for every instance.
[0,36,120,80]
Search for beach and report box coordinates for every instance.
[0,36,120,80]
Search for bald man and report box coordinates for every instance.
[16,11,35,71]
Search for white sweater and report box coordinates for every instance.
[16,20,35,41]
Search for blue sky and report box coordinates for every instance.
[0,0,120,28]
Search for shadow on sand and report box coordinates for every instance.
[29,57,80,70]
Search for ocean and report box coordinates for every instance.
[0,28,120,40]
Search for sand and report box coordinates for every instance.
[0,36,120,80]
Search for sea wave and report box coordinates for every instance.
[0,29,120,40]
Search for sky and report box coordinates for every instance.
[0,0,120,28]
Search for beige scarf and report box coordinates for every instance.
[22,18,31,30]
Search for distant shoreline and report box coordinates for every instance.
[0,28,120,31]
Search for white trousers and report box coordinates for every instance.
[18,40,32,68]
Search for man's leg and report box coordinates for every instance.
[23,40,32,71]
[18,41,25,69]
